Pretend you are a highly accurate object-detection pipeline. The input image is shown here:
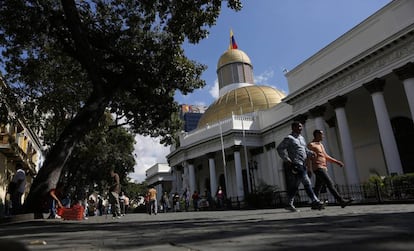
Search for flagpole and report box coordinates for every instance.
[241,107,252,193]
[219,121,228,198]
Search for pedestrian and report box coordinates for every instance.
[161,191,170,213]
[148,186,157,215]
[307,129,353,208]
[97,195,103,216]
[119,191,125,216]
[47,187,63,219]
[8,163,26,215]
[173,192,180,212]
[192,190,199,211]
[276,121,325,212]
[109,169,122,219]
[123,194,130,214]
[182,188,190,212]
[215,186,225,209]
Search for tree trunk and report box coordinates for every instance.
[24,92,110,217]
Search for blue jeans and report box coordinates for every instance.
[287,164,318,205]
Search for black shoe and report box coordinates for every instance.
[311,200,325,210]
[340,198,354,208]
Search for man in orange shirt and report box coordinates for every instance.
[148,186,157,215]
[307,129,353,208]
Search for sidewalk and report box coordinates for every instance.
[1,204,413,251]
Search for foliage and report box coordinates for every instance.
[363,173,414,200]
[246,181,280,209]
[123,181,148,201]
[57,112,136,199]
[0,0,241,212]
[0,0,242,146]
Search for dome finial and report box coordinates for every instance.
[229,29,238,50]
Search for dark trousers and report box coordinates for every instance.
[11,192,23,215]
[314,168,343,202]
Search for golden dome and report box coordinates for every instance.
[217,49,252,70]
[197,85,286,128]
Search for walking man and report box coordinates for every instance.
[307,129,353,208]
[109,169,121,219]
[148,185,157,215]
[9,163,26,215]
[277,121,324,212]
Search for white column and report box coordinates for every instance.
[394,63,414,120]
[233,146,245,200]
[208,153,217,195]
[187,160,196,193]
[176,168,183,193]
[364,79,403,175]
[270,146,281,187]
[329,96,359,185]
[325,118,346,185]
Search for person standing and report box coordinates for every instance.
[276,121,324,212]
[161,191,170,213]
[47,188,63,219]
[148,186,157,215]
[109,169,121,219]
[119,191,125,216]
[9,163,26,215]
[192,190,200,211]
[215,186,224,209]
[307,129,353,208]
[123,194,129,215]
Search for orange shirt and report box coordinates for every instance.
[307,141,330,171]
[148,188,157,201]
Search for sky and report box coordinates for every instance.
[129,0,391,182]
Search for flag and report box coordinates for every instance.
[229,29,238,50]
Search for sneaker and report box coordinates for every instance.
[311,200,325,210]
[340,198,354,208]
[285,204,299,212]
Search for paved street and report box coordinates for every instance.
[0,204,413,251]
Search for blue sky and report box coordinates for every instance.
[131,0,391,183]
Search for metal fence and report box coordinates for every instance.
[229,181,414,209]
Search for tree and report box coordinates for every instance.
[60,112,136,199]
[0,0,242,215]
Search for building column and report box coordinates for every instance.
[309,105,335,178]
[325,117,346,184]
[175,166,183,193]
[232,145,245,200]
[364,78,403,175]
[187,159,196,194]
[207,152,217,194]
[394,62,414,120]
[329,96,359,185]
[265,142,278,186]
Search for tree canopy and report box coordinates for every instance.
[0,0,241,215]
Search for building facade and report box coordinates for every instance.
[167,0,414,203]
[0,78,44,214]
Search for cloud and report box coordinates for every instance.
[209,79,219,99]
[128,135,170,183]
[254,69,274,85]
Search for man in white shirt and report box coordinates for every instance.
[10,163,26,214]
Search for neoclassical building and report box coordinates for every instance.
[167,0,414,203]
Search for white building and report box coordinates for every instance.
[145,163,172,201]
[167,0,414,204]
